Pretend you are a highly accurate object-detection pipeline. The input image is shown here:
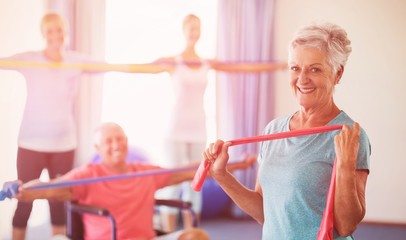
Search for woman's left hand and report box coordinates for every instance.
[334,122,360,170]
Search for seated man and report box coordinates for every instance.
[14,122,254,240]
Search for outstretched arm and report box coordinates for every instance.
[125,57,177,73]
[165,154,256,187]
[14,178,73,202]
[210,60,287,72]
[67,61,172,74]
[203,140,264,224]
[0,59,173,74]
[125,63,171,73]
[0,55,27,71]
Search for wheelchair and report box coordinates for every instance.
[66,147,199,239]
[66,198,197,240]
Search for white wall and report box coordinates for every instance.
[273,0,406,223]
[0,0,46,238]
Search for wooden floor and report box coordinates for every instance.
[200,216,262,240]
[9,209,406,240]
[200,216,406,240]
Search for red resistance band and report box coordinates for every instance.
[191,124,342,240]
[317,159,337,240]
[191,124,342,191]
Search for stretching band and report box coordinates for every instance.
[0,160,244,200]
[0,60,149,72]
[317,159,337,240]
[0,60,281,72]
[191,124,342,191]
[190,124,342,240]
[0,166,196,201]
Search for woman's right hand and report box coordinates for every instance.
[203,140,232,178]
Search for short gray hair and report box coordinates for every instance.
[93,122,126,145]
[289,22,352,74]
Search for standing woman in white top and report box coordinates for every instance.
[0,13,103,240]
[150,14,287,232]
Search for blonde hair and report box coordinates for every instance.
[40,12,67,34]
[183,14,200,29]
[289,21,352,74]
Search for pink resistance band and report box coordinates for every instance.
[191,124,342,240]
[317,159,337,240]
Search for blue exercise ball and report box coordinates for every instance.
[92,146,149,164]
[201,178,230,219]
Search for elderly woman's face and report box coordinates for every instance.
[289,46,338,110]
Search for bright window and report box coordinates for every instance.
[103,0,218,164]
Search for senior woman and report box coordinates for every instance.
[203,22,371,239]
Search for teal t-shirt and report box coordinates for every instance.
[258,111,371,240]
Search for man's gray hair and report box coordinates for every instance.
[93,122,126,145]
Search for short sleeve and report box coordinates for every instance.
[61,164,94,200]
[357,127,371,172]
[0,52,33,71]
[129,164,171,190]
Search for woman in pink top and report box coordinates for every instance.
[0,13,106,240]
[0,12,158,239]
